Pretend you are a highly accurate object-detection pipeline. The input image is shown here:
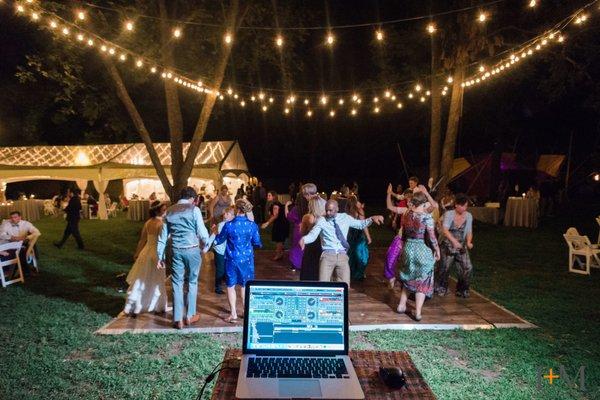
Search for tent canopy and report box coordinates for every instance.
[0,141,249,184]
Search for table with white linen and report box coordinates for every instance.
[470,206,500,225]
[127,200,150,221]
[503,197,539,228]
[0,200,41,222]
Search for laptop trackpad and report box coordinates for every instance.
[278,379,322,398]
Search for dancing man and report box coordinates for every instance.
[157,186,209,329]
[299,199,383,286]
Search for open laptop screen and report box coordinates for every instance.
[244,282,347,353]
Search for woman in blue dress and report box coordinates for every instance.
[346,195,371,281]
[213,198,262,323]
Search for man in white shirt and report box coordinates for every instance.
[0,211,41,276]
[300,200,384,285]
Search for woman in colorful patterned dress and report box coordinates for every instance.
[397,190,440,321]
[346,195,371,281]
[384,184,411,288]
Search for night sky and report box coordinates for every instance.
[0,0,598,199]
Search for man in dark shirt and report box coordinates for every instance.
[54,188,84,250]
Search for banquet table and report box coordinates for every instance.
[127,200,150,221]
[469,206,500,225]
[503,197,539,228]
[0,199,41,222]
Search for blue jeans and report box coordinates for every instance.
[171,247,201,322]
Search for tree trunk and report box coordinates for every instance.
[439,66,466,192]
[103,59,173,195]
[429,34,442,182]
[158,0,185,200]
[179,0,242,196]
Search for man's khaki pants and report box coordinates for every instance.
[319,251,350,285]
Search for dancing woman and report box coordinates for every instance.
[261,191,289,261]
[346,195,371,281]
[123,202,168,316]
[396,191,440,321]
[384,184,409,288]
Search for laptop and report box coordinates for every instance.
[236,280,364,399]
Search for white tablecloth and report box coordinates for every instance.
[127,200,150,221]
[0,200,41,222]
[504,197,539,228]
[470,207,499,225]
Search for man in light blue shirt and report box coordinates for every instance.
[157,186,209,329]
[300,199,384,285]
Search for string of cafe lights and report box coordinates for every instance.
[6,0,600,119]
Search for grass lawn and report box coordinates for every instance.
[1,209,599,399]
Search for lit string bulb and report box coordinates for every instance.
[275,35,284,47]
[173,28,182,38]
[375,30,384,41]
[224,32,233,44]
[426,23,436,34]
[478,12,487,23]
[125,21,134,31]
[325,33,335,46]
[77,11,86,21]
[31,12,39,21]
[528,0,537,8]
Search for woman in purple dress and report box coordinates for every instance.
[285,195,308,271]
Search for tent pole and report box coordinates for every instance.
[396,142,410,182]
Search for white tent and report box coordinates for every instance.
[0,141,250,219]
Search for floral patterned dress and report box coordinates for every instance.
[399,211,439,297]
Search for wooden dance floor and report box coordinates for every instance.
[97,249,535,334]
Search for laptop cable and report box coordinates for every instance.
[196,356,241,399]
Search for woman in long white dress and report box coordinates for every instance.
[123,203,168,316]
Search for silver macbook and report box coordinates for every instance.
[236,280,364,399]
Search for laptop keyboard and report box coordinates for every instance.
[246,357,350,379]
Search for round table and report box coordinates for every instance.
[127,200,150,221]
[503,197,539,228]
[469,207,500,225]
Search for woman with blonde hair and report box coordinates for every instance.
[299,197,326,280]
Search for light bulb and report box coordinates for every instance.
[415,84,422,92]
[326,33,335,46]
[373,97,379,103]
[320,95,328,105]
[251,95,256,102]
[87,39,94,46]
[125,21,134,31]
[50,20,58,29]
[227,88,233,95]
[262,105,268,112]
[375,30,384,41]
[136,59,143,67]
[16,5,25,13]
[240,100,246,107]
[384,90,391,98]
[397,102,403,108]
[62,27,70,35]
[77,11,86,21]
[479,65,485,72]
[338,99,344,105]
[119,54,127,61]
[420,96,426,102]
[329,110,335,117]
[306,110,313,117]
[284,108,290,114]
[275,35,284,47]
[529,0,537,8]
[352,94,358,102]
[173,28,182,38]
[426,23,436,34]
[304,99,310,105]
[374,107,380,113]
[224,32,232,44]
[150,67,157,73]
[258,92,265,100]
[447,76,453,83]
[351,109,357,115]
[408,93,414,99]
[478,12,487,23]
[31,12,39,21]
[269,97,274,103]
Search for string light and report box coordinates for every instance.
[373,106,380,113]
[76,33,84,41]
[574,14,588,24]
[447,76,454,83]
[375,30,384,41]
[261,105,268,112]
[325,32,335,46]
[125,21,134,31]
[173,28,182,38]
[304,98,310,105]
[306,110,313,117]
[240,100,246,107]
[478,12,487,23]
[320,95,328,105]
[351,108,357,116]
[49,20,58,29]
[426,23,436,34]
[415,84,422,92]
[338,98,344,105]
[528,0,537,8]
[224,32,233,44]
[31,12,39,21]
[284,108,290,114]
[87,39,94,46]
[16,4,25,13]
[136,59,143,67]
[329,110,336,117]
[397,102,403,108]
[61,27,70,35]
[150,66,156,73]
[77,11,86,21]
[275,35,284,47]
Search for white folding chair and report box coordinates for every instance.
[26,233,40,273]
[563,228,600,275]
[0,241,24,288]
[43,200,56,216]
[108,202,118,217]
